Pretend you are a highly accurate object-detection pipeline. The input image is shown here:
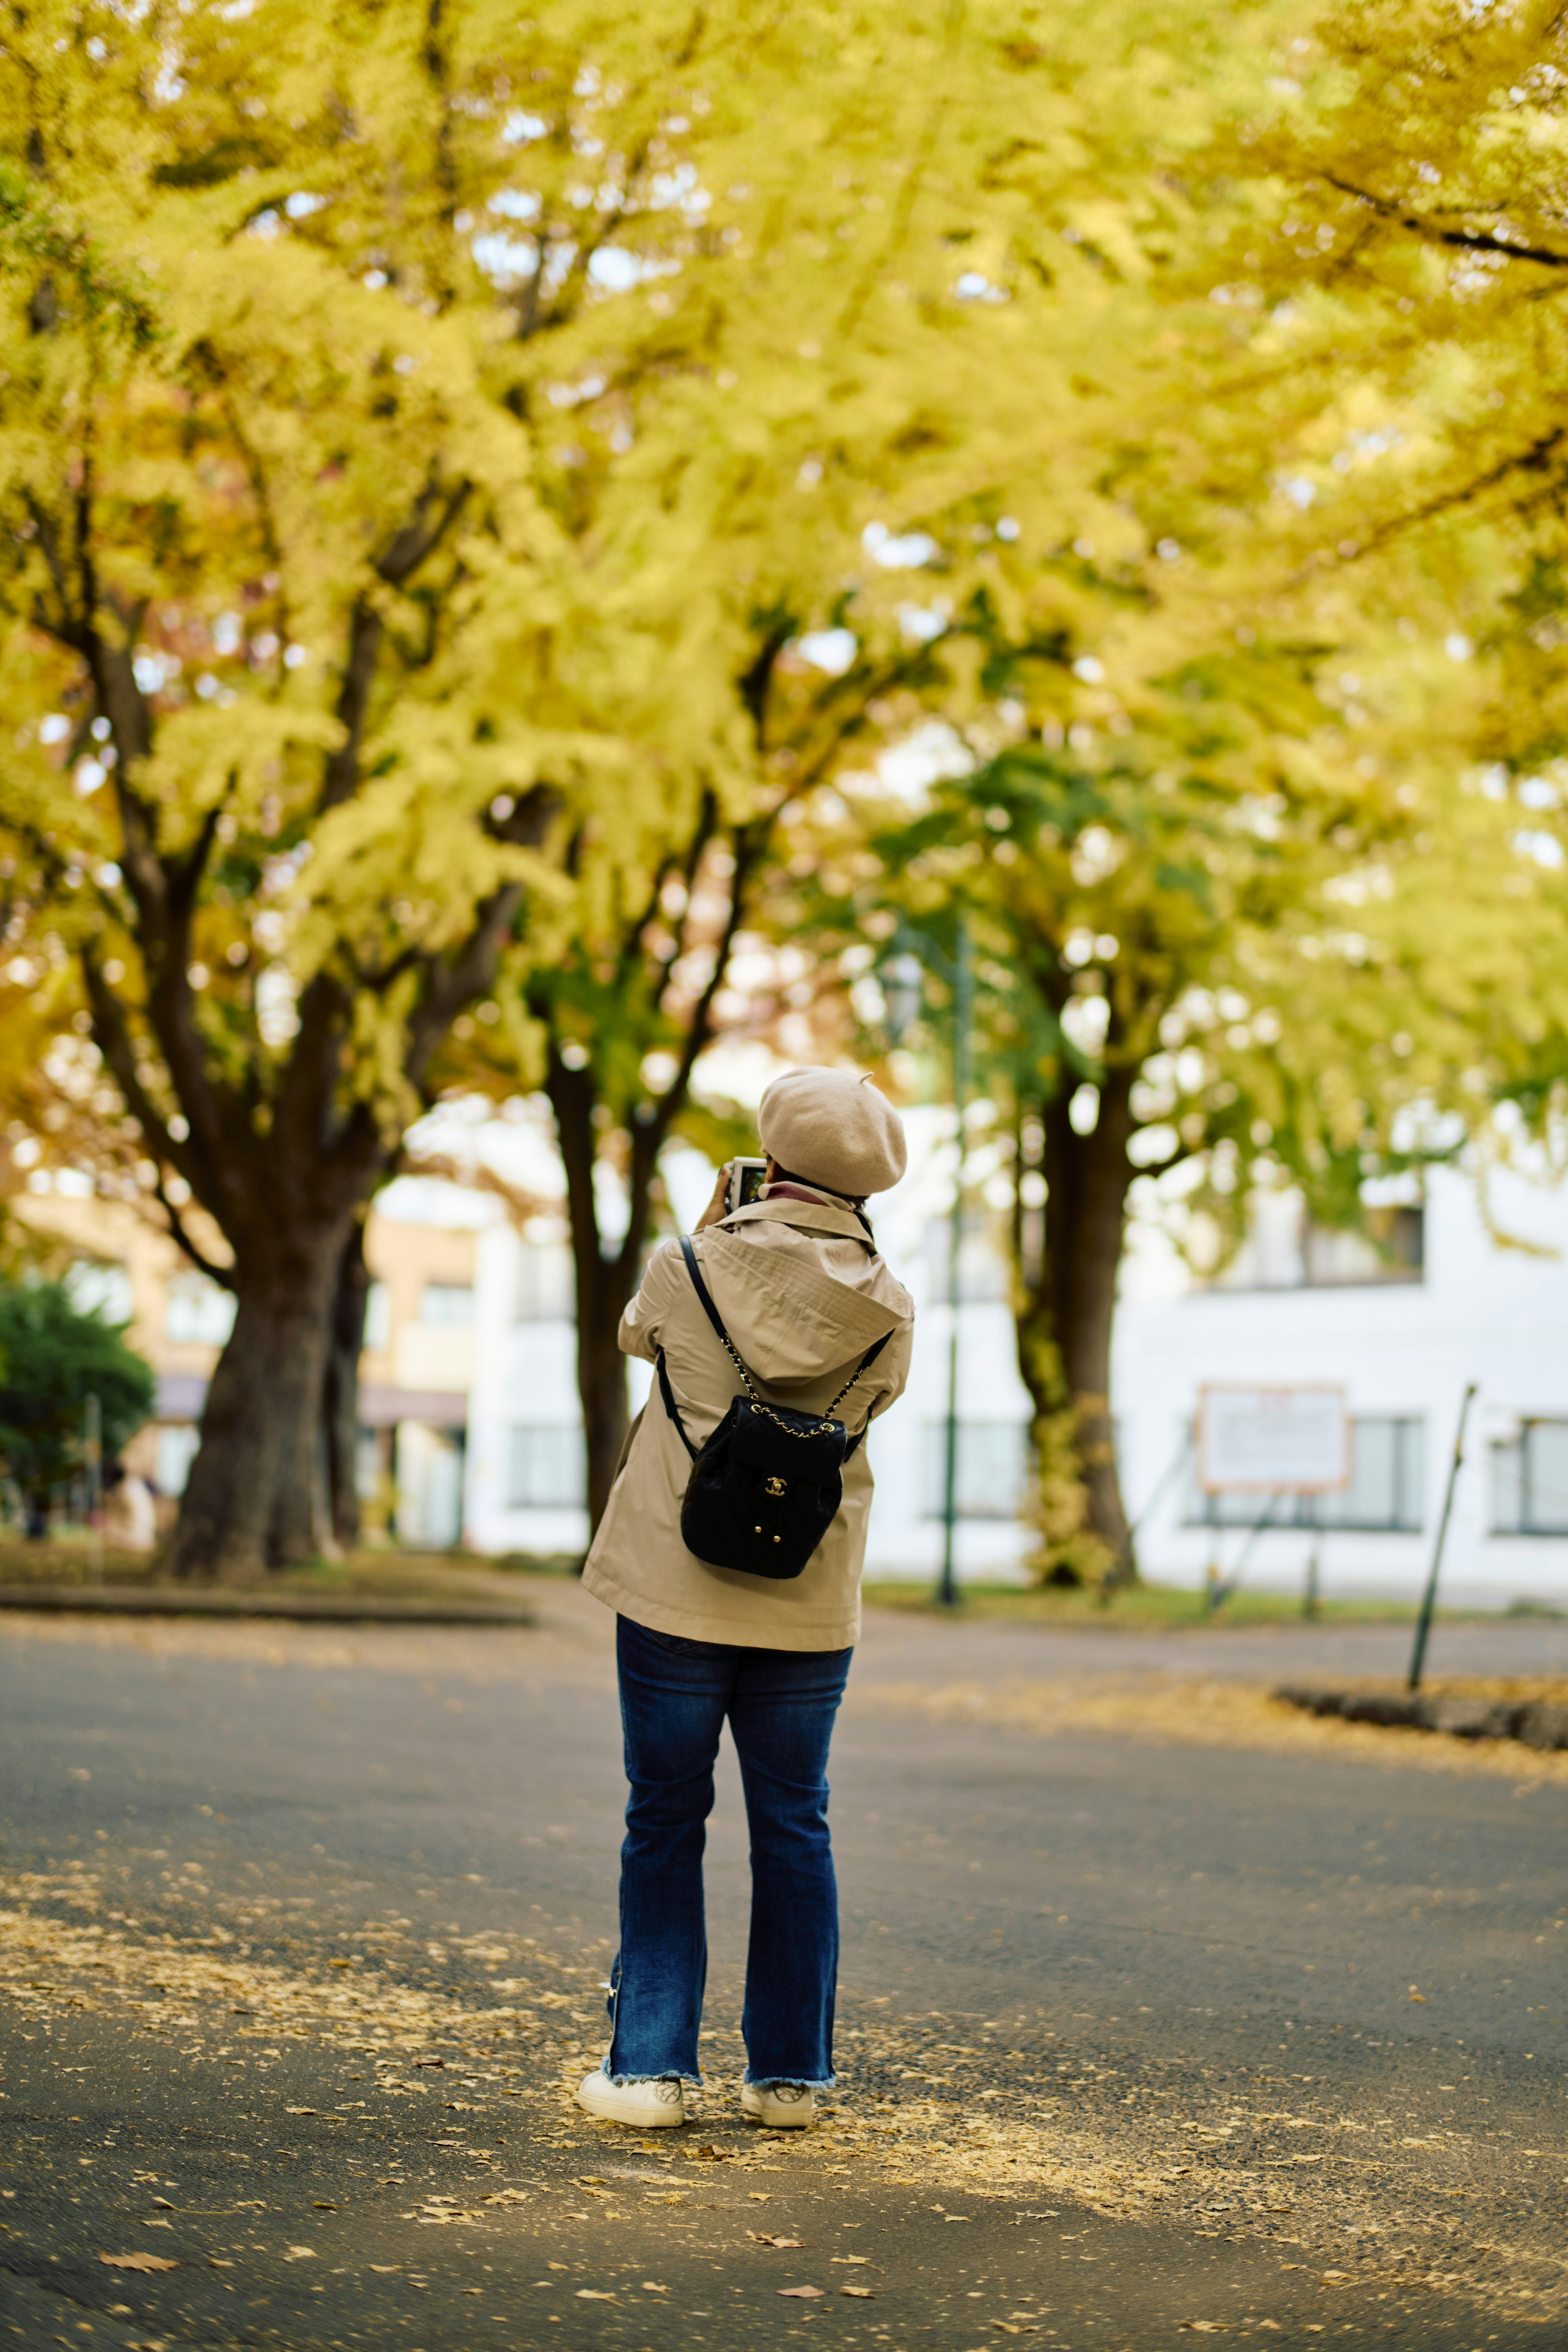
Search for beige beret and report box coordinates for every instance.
[758,1067,908,1198]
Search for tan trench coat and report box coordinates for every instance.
[581,1194,914,1649]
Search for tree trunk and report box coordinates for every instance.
[323,1219,371,1549]
[546,1056,645,1537]
[170,1225,347,1581]
[578,1267,634,1536]
[1013,1064,1138,1577]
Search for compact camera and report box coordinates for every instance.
[727,1157,768,1215]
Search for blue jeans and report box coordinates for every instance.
[605,1615,853,2091]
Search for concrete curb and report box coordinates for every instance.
[0,1584,536,1627]
[1274,1682,1568,1750]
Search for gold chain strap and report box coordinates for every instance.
[706,1257,866,1433]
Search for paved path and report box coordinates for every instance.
[2,1592,1564,2351]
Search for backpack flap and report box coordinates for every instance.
[726,1398,847,1485]
[681,1397,847,1581]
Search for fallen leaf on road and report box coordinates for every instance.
[575,2289,616,2301]
[312,2201,337,2210]
[749,2234,804,2248]
[944,2213,971,2222]
[100,2254,178,2273]
[779,2285,824,2298]
[150,2197,175,2210]
[640,2282,667,2292]
[370,2265,401,2273]
[412,2055,445,2067]
[284,2107,317,2116]
[831,2255,870,2265]
[283,2246,315,2261]
[1320,2271,1349,2283]
[205,2256,234,2269]
[747,2192,771,2202]
[1178,2327,1228,2336]
[840,2285,876,2299]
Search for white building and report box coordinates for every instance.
[1113,1157,1568,1610]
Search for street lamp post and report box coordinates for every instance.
[84,1391,103,1585]
[937,918,970,1609]
[880,916,970,1609]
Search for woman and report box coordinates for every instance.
[577,1067,914,2131]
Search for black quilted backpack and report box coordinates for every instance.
[656,1235,891,1580]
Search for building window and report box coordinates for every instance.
[419,1283,474,1327]
[363,1280,391,1352]
[155,1424,201,1497]
[164,1270,238,1346]
[66,1257,134,1325]
[508,1425,586,1510]
[1185,1415,1424,1532]
[517,1243,575,1322]
[1209,1199,1424,1291]
[921,1422,1031,1520]
[1491,1421,1568,1536]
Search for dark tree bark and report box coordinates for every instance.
[323,1218,372,1549]
[177,1218,353,1575]
[13,410,561,1578]
[1013,1061,1138,1577]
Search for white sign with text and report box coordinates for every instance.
[1198,1385,1350,1494]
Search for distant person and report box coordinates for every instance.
[577,1069,914,2132]
[102,1462,157,1553]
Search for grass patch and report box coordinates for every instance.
[0,1539,581,1595]
[860,1577,1450,1627]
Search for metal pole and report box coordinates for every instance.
[1213,1488,1283,1611]
[1408,1383,1477,1693]
[85,1392,103,1585]
[938,915,971,1608]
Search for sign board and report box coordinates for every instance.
[1198,1385,1350,1495]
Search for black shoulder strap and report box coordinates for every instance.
[678,1235,730,1348]
[656,1351,697,1459]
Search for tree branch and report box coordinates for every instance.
[1282,424,1568,586]
[1320,174,1568,271]
[318,477,472,816]
[150,1170,238,1290]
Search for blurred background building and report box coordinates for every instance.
[8,1120,1566,1607]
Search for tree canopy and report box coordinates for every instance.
[2,0,1566,1571]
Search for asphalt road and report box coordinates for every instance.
[2,1595,1566,2352]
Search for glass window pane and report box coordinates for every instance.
[420,1284,474,1327]
[1525,1421,1568,1534]
[164,1271,238,1347]
[923,1423,1030,1519]
[518,1244,575,1322]
[1490,1437,1525,1535]
[508,1425,585,1510]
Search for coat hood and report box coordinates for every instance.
[692,1197,910,1392]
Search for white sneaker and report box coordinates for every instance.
[576,2069,686,2127]
[740,2080,816,2129]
